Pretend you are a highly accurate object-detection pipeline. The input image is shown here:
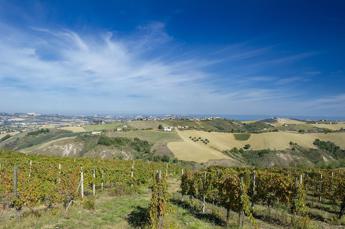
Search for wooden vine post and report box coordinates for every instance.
[131,161,135,178]
[101,171,104,191]
[252,171,256,207]
[28,160,32,178]
[291,176,299,224]
[58,163,61,184]
[319,173,323,202]
[92,169,96,196]
[202,171,207,213]
[239,175,245,228]
[13,165,18,197]
[165,163,168,177]
[80,167,84,199]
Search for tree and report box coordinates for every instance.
[243,144,251,150]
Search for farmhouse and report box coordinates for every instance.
[91,131,102,135]
[163,126,173,132]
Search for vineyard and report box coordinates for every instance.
[1,150,345,228]
[179,167,345,228]
[0,150,181,214]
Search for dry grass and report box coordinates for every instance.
[271,118,306,126]
[168,141,230,163]
[0,133,7,139]
[167,130,345,163]
[167,130,232,163]
[59,126,86,133]
[22,136,78,154]
[127,120,160,129]
[310,123,345,130]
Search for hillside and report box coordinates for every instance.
[167,130,345,166]
[1,118,345,167]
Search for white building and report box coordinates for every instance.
[163,126,173,132]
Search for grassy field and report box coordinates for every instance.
[0,133,7,139]
[311,122,345,130]
[168,141,232,163]
[271,118,307,126]
[127,120,161,129]
[21,136,80,155]
[233,133,251,141]
[167,130,232,163]
[58,126,86,133]
[84,122,124,131]
[106,130,180,144]
[0,129,77,151]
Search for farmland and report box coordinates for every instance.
[1,117,345,166]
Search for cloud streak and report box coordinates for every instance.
[0,21,344,116]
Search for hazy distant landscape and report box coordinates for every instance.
[2,113,345,167]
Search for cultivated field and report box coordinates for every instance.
[267,118,345,131]
[271,118,306,126]
[127,120,160,129]
[168,141,231,163]
[83,122,124,131]
[310,122,345,130]
[168,130,345,162]
[58,126,86,133]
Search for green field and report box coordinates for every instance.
[233,133,251,141]
[84,122,124,131]
[106,130,181,144]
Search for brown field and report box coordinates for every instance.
[127,120,160,129]
[271,118,306,126]
[310,123,345,130]
[167,130,345,162]
[167,141,231,163]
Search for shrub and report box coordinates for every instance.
[234,133,251,141]
[243,144,251,150]
[27,128,50,136]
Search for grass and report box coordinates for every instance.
[1,177,344,229]
[233,133,251,141]
[84,121,124,132]
[107,130,181,144]
[1,191,151,229]
[127,120,160,130]
[58,126,86,133]
[1,187,227,229]
[0,129,77,151]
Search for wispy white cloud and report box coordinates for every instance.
[0,21,343,116]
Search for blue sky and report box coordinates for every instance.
[0,0,345,116]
